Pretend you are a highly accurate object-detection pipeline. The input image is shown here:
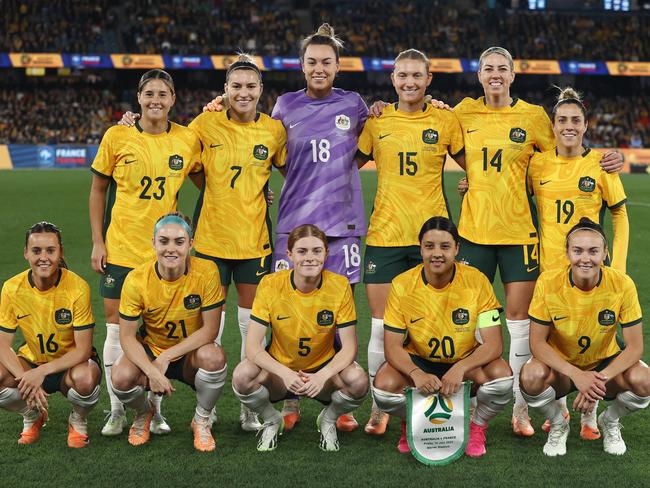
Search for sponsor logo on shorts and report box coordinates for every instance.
[578,176,596,193]
[55,308,73,325]
[103,274,116,288]
[256,270,268,277]
[423,393,453,425]
[365,260,377,274]
[598,309,616,326]
[317,309,334,326]
[184,294,202,310]
[509,127,527,143]
[422,128,439,144]
[335,114,351,131]
[168,154,184,170]
[253,144,269,160]
[452,308,469,325]
[275,259,290,271]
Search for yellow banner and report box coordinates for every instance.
[9,53,63,68]
[606,62,650,77]
[0,145,12,169]
[339,57,364,72]
[210,55,266,70]
[429,58,463,73]
[110,54,164,69]
[514,59,561,74]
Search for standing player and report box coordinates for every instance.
[232,224,368,452]
[452,47,623,436]
[0,222,101,448]
[188,54,286,431]
[267,24,368,431]
[372,217,513,457]
[522,218,648,456]
[111,213,227,452]
[528,87,629,438]
[357,49,465,434]
[89,69,203,436]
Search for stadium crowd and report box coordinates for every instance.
[1,0,649,60]
[0,80,648,148]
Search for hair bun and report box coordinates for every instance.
[558,86,582,102]
[316,23,335,37]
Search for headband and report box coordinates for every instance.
[566,227,607,246]
[154,216,192,237]
[227,61,262,78]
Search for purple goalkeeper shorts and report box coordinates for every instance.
[273,234,362,284]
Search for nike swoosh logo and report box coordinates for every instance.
[466,129,479,133]
[514,353,531,357]
[256,270,268,277]
[210,144,222,148]
[276,315,290,321]
[17,314,30,320]
[346,270,356,276]
[379,133,391,139]
[527,266,539,273]
[147,308,160,313]
[540,180,551,186]
[492,314,500,321]
[553,316,568,321]
[125,159,136,164]
[289,122,302,129]
[410,317,424,324]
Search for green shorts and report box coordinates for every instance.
[195,251,271,286]
[410,354,455,377]
[457,237,539,283]
[99,263,133,299]
[363,245,421,284]
[24,349,101,394]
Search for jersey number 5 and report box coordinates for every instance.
[298,337,312,356]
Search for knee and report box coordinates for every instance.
[232,360,257,394]
[111,361,137,391]
[372,365,403,393]
[0,364,17,388]
[628,363,650,397]
[343,366,369,399]
[195,344,227,371]
[486,358,512,380]
[519,360,548,395]
[70,367,99,396]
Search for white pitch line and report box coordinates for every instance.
[627,201,650,207]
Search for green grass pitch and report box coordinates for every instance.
[0,169,649,487]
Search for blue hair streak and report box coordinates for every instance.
[153,215,192,238]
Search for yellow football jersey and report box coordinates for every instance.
[358,104,464,247]
[91,122,203,269]
[529,266,642,370]
[119,256,225,357]
[454,97,555,245]
[528,148,627,273]
[189,111,287,259]
[384,263,502,365]
[0,269,95,365]
[250,270,356,372]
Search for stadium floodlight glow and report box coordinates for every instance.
[604,0,630,10]
[528,0,546,9]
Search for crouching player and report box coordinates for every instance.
[522,218,649,456]
[111,212,227,452]
[232,224,368,452]
[0,222,101,448]
[372,217,513,457]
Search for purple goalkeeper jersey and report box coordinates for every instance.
[272,88,368,237]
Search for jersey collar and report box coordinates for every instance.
[290,270,323,292]
[135,120,172,133]
[568,268,603,288]
[226,109,261,122]
[482,96,519,108]
[420,263,456,288]
[154,261,189,281]
[555,147,591,158]
[27,268,62,288]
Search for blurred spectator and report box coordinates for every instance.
[1,1,648,61]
